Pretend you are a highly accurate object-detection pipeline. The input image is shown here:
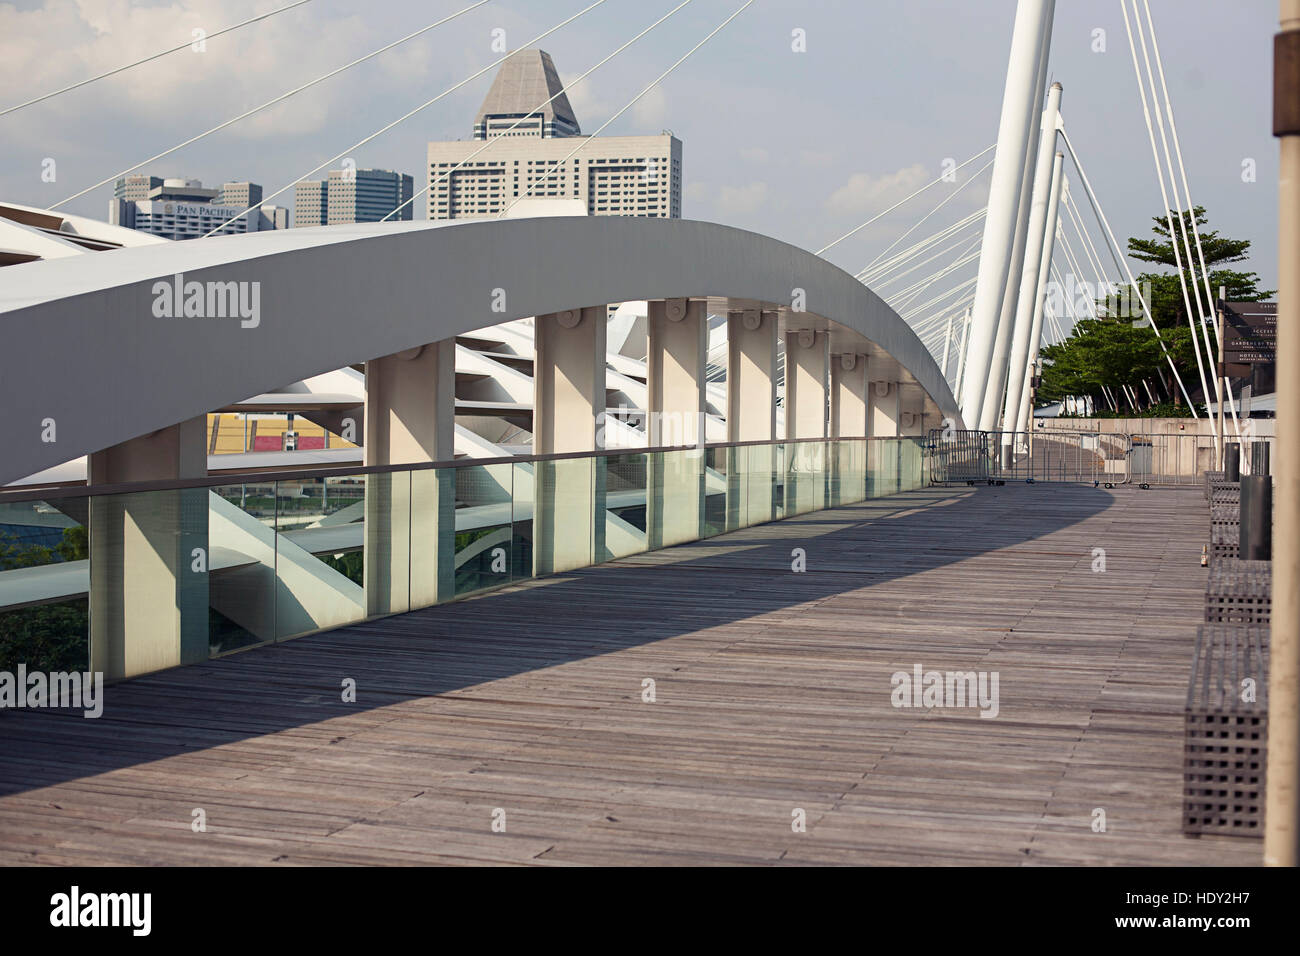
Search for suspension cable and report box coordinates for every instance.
[204,0,609,237]
[54,0,489,209]
[1,0,316,117]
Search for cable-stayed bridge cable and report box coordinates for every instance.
[1,0,316,117]
[204,0,609,236]
[498,0,756,218]
[383,0,696,222]
[53,0,490,208]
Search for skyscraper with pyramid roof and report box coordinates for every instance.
[426,49,680,219]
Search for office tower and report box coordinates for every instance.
[426,49,681,220]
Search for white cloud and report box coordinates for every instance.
[715,181,769,216]
[631,84,668,129]
[739,146,769,164]
[827,164,928,213]
[560,71,608,130]
[0,1,393,138]
[798,149,835,168]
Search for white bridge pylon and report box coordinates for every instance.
[960,0,1057,431]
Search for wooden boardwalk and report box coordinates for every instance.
[0,484,1259,866]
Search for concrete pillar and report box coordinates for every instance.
[785,329,830,440]
[534,306,607,572]
[896,388,927,493]
[726,309,778,442]
[784,329,829,514]
[831,353,869,438]
[364,341,455,614]
[647,298,706,547]
[868,380,902,497]
[900,388,927,437]
[726,309,778,527]
[868,380,901,438]
[647,298,707,447]
[831,352,869,504]
[88,416,209,680]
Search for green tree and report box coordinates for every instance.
[1039,207,1271,415]
[0,528,90,671]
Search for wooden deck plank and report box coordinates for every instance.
[0,484,1258,866]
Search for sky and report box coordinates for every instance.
[0,0,1281,315]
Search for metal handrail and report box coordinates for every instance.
[0,435,920,504]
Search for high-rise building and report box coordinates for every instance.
[113,175,163,202]
[294,180,327,228]
[217,181,263,209]
[109,177,284,239]
[293,169,413,226]
[426,49,681,221]
[261,205,291,230]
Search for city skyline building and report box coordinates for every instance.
[293,168,414,227]
[109,176,288,238]
[426,49,681,221]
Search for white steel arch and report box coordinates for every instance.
[0,216,961,485]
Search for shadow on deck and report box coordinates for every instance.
[0,483,1256,866]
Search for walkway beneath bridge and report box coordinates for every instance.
[0,484,1258,865]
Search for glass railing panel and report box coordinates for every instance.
[275,473,370,641]
[83,487,209,680]
[724,445,748,532]
[885,438,902,495]
[702,445,729,538]
[0,497,90,674]
[646,447,705,550]
[0,431,947,685]
[208,480,278,656]
[511,460,535,582]
[452,462,514,598]
[867,438,881,499]
[899,439,920,492]
[731,442,776,528]
[830,439,867,506]
[404,467,453,609]
[771,442,787,522]
[533,456,597,575]
[603,451,649,558]
[786,440,828,516]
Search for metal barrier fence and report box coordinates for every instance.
[927,428,1273,487]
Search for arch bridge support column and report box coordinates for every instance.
[88,416,209,680]
[868,380,901,438]
[647,298,706,548]
[364,340,456,615]
[899,386,929,493]
[785,328,829,514]
[899,386,927,438]
[725,309,778,527]
[533,306,607,573]
[868,379,902,496]
[831,352,869,504]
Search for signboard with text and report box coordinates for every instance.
[1221,301,1276,365]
